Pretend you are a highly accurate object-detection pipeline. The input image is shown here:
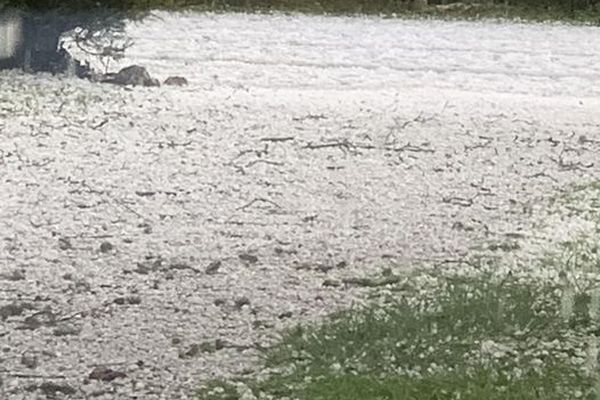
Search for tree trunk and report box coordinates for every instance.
[0,10,24,69]
[0,10,70,73]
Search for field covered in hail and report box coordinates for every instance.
[1,11,600,400]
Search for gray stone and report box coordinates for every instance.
[101,65,160,87]
[164,76,188,86]
[52,323,81,337]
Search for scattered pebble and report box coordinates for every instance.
[113,296,142,306]
[234,297,251,309]
[58,238,72,250]
[205,260,222,275]
[278,311,293,319]
[100,241,114,253]
[89,366,127,382]
[53,323,81,337]
[33,382,77,397]
[164,76,188,86]
[238,254,259,264]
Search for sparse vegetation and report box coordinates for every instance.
[2,0,600,21]
[197,181,600,400]
[197,276,600,400]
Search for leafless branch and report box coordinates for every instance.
[236,197,282,211]
[260,136,295,143]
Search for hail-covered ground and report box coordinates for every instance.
[1,11,600,400]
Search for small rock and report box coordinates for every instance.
[101,65,160,87]
[138,223,152,234]
[234,297,251,309]
[164,76,188,86]
[53,323,81,337]
[58,237,72,250]
[179,339,225,358]
[36,382,77,396]
[205,260,221,275]
[278,311,293,319]
[89,366,127,382]
[215,338,226,350]
[178,343,200,359]
[113,296,142,306]
[322,279,341,287]
[99,241,114,253]
[214,298,226,307]
[170,262,199,273]
[238,253,259,264]
[20,353,38,369]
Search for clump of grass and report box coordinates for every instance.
[114,1,600,24]
[197,276,600,400]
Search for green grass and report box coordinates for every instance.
[197,276,600,400]
[14,0,599,24]
[168,2,600,25]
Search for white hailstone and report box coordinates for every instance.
[236,383,257,400]
[530,358,543,367]
[573,356,586,365]
[560,285,575,322]
[430,321,438,335]
[513,367,523,379]
[330,362,342,372]
[480,340,513,360]
[240,391,257,400]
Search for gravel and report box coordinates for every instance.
[1,11,600,400]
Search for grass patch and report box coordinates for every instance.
[172,2,600,24]
[531,179,600,278]
[20,0,596,24]
[197,276,600,399]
